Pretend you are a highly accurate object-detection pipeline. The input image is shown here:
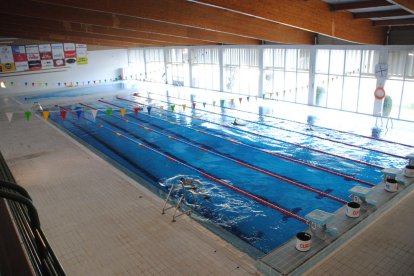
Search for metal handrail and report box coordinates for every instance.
[0,152,65,276]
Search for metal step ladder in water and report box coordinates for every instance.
[161,177,204,222]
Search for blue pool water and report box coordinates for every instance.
[39,86,412,255]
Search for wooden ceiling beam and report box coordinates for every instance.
[2,0,259,45]
[0,29,141,48]
[373,18,414,26]
[387,0,414,14]
[33,0,315,44]
[330,0,393,11]
[0,14,215,46]
[193,0,386,44]
[0,23,160,47]
[353,9,411,19]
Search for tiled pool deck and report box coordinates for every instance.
[1,87,414,275]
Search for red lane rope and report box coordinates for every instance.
[143,90,414,149]
[137,93,406,159]
[60,105,309,224]
[118,96,384,170]
[95,100,348,204]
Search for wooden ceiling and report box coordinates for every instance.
[1,0,413,48]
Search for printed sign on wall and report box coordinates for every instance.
[76,44,88,65]
[26,45,41,70]
[0,46,15,72]
[39,44,53,69]
[51,43,65,67]
[64,43,76,65]
[11,46,29,71]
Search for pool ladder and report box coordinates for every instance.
[161,180,198,222]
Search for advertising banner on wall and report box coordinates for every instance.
[51,43,65,67]
[0,46,15,72]
[39,44,54,69]
[76,44,88,65]
[64,43,76,65]
[26,45,41,70]
[11,46,29,71]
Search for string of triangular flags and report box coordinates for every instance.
[0,75,142,89]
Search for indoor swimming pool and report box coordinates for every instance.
[27,85,413,256]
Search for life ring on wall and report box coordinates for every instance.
[374,87,386,100]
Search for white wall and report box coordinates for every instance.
[0,48,128,96]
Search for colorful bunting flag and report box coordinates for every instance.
[60,110,67,120]
[182,104,186,111]
[42,111,50,121]
[247,97,250,102]
[192,102,196,109]
[220,99,225,106]
[91,109,98,120]
[203,102,206,108]
[147,106,152,114]
[76,110,82,119]
[133,107,139,115]
[239,98,242,104]
[171,105,175,112]
[5,112,13,123]
[106,108,112,117]
[120,108,127,117]
[25,111,31,121]
[230,99,234,104]
[213,101,216,107]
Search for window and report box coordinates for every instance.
[127,49,145,80]
[223,48,259,95]
[190,48,220,90]
[165,48,190,86]
[263,48,310,103]
[145,49,165,83]
[315,49,378,114]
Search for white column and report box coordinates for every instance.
[308,46,317,105]
[373,47,389,116]
[219,47,224,92]
[258,47,264,98]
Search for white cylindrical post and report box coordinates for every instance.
[295,232,311,252]
[346,202,361,218]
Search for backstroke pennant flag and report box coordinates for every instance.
[182,104,186,111]
[230,99,234,104]
[171,105,175,112]
[203,102,206,108]
[120,108,127,117]
[212,101,216,107]
[239,98,242,104]
[25,111,31,121]
[133,107,139,115]
[220,99,225,106]
[42,111,50,121]
[76,110,82,119]
[5,112,13,122]
[147,106,152,114]
[91,109,98,120]
[60,110,67,120]
[106,108,112,117]
[192,102,196,109]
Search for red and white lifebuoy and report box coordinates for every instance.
[374,87,386,100]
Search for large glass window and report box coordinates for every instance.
[190,48,220,90]
[263,48,310,103]
[145,49,165,83]
[223,48,259,95]
[386,50,414,120]
[165,48,190,86]
[315,49,378,114]
[127,49,146,80]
